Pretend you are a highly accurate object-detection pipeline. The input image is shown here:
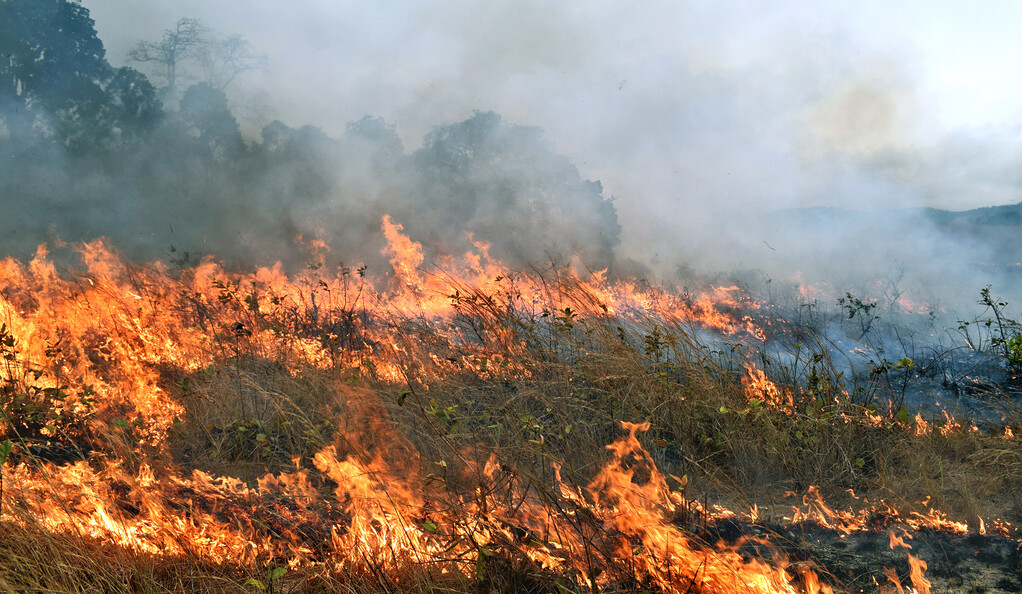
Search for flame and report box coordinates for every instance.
[0,219,821,592]
[883,566,905,594]
[913,413,929,436]
[907,555,930,594]
[743,362,794,411]
[881,530,931,594]
[785,485,978,542]
[888,529,912,550]
[0,216,1006,592]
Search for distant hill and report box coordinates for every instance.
[739,201,1022,303]
[767,201,1022,229]
[920,202,1022,227]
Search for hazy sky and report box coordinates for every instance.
[82,0,1022,260]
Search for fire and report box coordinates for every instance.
[906,555,931,594]
[585,421,831,593]
[880,531,932,593]
[0,216,1011,592]
[786,485,974,539]
[0,218,813,592]
[913,413,930,436]
[743,362,794,410]
[888,528,911,549]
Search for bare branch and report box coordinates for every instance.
[125,18,206,92]
[198,34,267,92]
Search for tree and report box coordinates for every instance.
[0,0,162,151]
[198,34,266,92]
[104,67,163,138]
[411,112,621,268]
[126,17,204,99]
[178,82,243,162]
[127,18,265,101]
[343,115,405,172]
[253,120,339,202]
[0,0,107,112]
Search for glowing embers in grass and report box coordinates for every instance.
[1,217,771,416]
[909,409,974,438]
[379,214,769,347]
[0,245,187,449]
[312,445,444,574]
[301,420,835,592]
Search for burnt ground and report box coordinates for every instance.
[699,517,1022,592]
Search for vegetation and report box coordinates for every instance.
[1,2,1021,591]
[0,0,620,270]
[0,241,1020,592]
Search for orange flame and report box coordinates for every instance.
[0,217,989,592]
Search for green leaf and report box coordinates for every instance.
[423,520,438,533]
[475,555,486,581]
[267,567,287,581]
[895,357,914,370]
[0,440,13,465]
[244,578,266,590]
[398,390,411,406]
[895,406,910,425]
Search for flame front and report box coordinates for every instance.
[0,217,1006,592]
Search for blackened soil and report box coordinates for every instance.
[697,517,1022,592]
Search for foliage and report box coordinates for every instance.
[837,291,879,338]
[956,286,1022,373]
[0,324,95,445]
[0,4,623,271]
[0,0,162,152]
[979,286,1022,372]
[179,82,244,161]
[411,111,621,269]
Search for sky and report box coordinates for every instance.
[81,0,1022,266]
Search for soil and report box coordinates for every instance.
[699,516,1022,592]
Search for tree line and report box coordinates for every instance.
[0,0,620,271]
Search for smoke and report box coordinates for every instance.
[4,0,1022,312]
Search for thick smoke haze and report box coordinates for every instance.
[5,0,1022,311]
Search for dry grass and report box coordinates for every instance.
[2,259,1021,592]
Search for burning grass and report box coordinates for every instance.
[1,219,1021,592]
